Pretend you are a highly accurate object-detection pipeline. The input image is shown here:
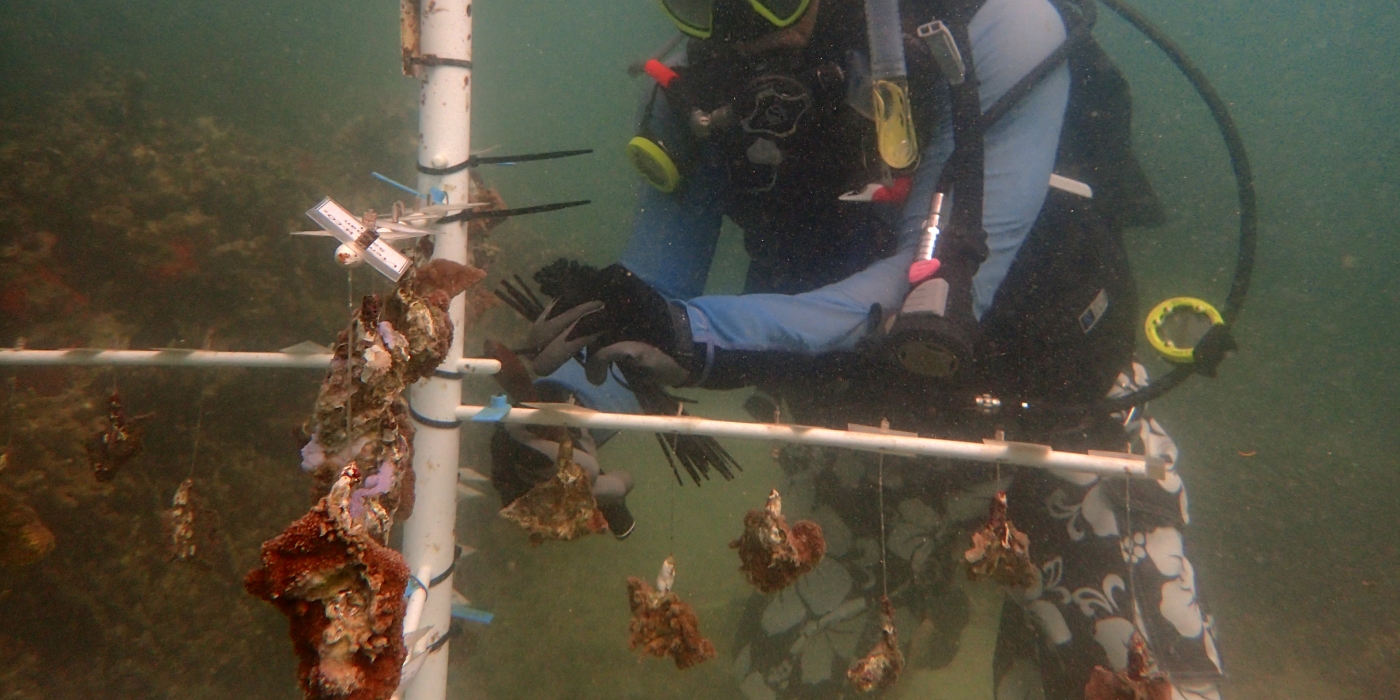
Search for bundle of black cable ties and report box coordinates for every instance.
[496,269,742,487]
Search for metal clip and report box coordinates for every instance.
[916,21,966,86]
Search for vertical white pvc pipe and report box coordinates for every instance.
[403,0,472,697]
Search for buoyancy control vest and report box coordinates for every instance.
[654,0,1165,436]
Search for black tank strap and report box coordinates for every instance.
[980,1,1094,131]
[926,0,1093,269]
[928,1,989,270]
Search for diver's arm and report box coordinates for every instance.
[681,0,1071,382]
[533,86,725,416]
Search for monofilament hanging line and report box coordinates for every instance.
[188,371,208,479]
[877,452,889,599]
[670,404,682,557]
[1122,475,1144,638]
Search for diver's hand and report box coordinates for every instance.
[525,299,604,376]
[585,341,690,387]
[488,423,636,538]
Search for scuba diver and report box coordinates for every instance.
[489,0,1240,697]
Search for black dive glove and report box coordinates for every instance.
[533,260,697,387]
[494,264,742,486]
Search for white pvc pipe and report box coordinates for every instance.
[401,0,473,697]
[0,349,500,373]
[455,404,1167,480]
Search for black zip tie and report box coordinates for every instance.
[433,368,465,380]
[411,54,473,70]
[436,199,591,224]
[496,278,543,319]
[428,546,461,588]
[514,274,543,311]
[425,623,462,655]
[410,405,462,430]
[655,433,685,486]
[417,148,593,176]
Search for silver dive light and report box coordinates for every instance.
[884,192,978,380]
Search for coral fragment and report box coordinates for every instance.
[498,435,607,544]
[244,466,410,700]
[84,391,148,481]
[847,596,904,692]
[1083,634,1173,700]
[730,489,826,593]
[0,482,56,568]
[626,557,716,670]
[965,491,1037,589]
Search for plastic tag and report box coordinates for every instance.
[305,197,411,281]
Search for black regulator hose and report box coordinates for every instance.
[1092,0,1258,412]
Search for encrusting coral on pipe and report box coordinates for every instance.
[245,464,412,700]
[247,252,483,700]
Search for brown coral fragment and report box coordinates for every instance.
[626,557,716,670]
[965,491,1037,589]
[498,435,607,545]
[406,259,486,303]
[1084,634,1173,700]
[0,482,56,568]
[245,466,410,700]
[847,596,904,693]
[300,258,484,525]
[730,489,826,593]
[85,391,148,481]
[161,478,214,563]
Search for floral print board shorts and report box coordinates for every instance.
[731,365,1226,700]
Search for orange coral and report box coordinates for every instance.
[626,557,716,670]
[730,489,825,593]
[244,466,409,700]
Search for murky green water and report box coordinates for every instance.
[0,0,1396,698]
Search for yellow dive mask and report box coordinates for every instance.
[660,0,811,39]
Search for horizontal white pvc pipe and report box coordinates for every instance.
[456,404,1165,480]
[0,349,501,374]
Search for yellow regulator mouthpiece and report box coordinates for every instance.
[1145,297,1224,363]
[872,78,918,170]
[627,136,681,193]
